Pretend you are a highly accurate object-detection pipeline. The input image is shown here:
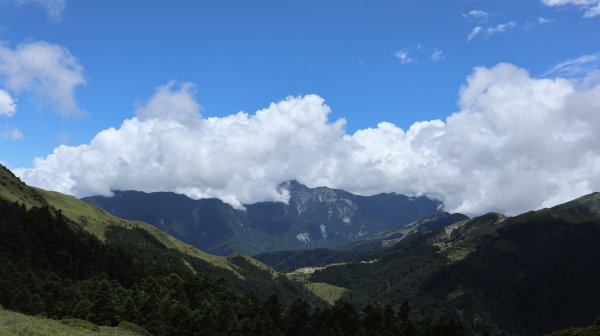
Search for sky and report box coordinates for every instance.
[1,0,600,215]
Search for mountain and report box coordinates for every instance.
[0,162,467,335]
[0,164,359,335]
[350,211,470,250]
[84,180,442,255]
[254,212,469,273]
[309,193,600,335]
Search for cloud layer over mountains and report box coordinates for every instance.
[15,63,600,215]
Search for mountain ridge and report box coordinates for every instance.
[309,191,600,335]
[0,164,330,305]
[84,181,442,255]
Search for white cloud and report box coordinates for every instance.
[469,22,516,41]
[431,49,444,62]
[468,26,482,41]
[537,17,552,24]
[135,81,201,122]
[0,41,85,117]
[541,0,600,18]
[1,125,23,140]
[15,63,600,216]
[395,45,442,64]
[394,49,412,64]
[463,9,489,19]
[487,21,516,34]
[542,52,600,79]
[0,88,16,116]
[10,0,66,22]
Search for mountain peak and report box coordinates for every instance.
[278,180,309,193]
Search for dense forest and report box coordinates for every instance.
[310,200,600,335]
[0,198,467,335]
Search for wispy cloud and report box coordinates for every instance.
[0,125,23,140]
[537,17,552,24]
[394,45,445,64]
[468,22,516,41]
[487,21,516,34]
[468,26,482,41]
[10,0,66,22]
[541,0,600,18]
[542,52,600,78]
[394,49,413,64]
[431,49,444,62]
[463,9,489,19]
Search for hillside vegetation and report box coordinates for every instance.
[311,193,600,335]
[0,194,465,335]
[0,308,148,336]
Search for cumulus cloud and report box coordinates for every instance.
[541,0,600,18]
[10,0,66,22]
[135,81,201,122]
[0,88,16,116]
[0,41,85,117]
[15,63,600,216]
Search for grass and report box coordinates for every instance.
[287,272,347,305]
[0,309,146,336]
[34,188,121,240]
[547,324,600,336]
[34,188,238,274]
[0,167,45,209]
[434,242,475,263]
[304,282,347,305]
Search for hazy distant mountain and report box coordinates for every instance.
[84,180,442,255]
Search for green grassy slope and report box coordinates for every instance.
[547,319,600,336]
[0,167,45,208]
[0,308,148,336]
[34,188,237,273]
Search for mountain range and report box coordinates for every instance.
[84,180,442,255]
[0,164,335,307]
[3,162,600,335]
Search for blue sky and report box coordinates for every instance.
[2,0,600,215]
